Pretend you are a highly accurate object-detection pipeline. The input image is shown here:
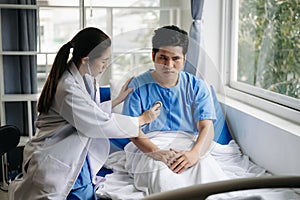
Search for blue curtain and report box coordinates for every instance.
[184,0,205,78]
[1,0,37,136]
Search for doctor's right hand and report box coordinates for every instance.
[138,103,161,126]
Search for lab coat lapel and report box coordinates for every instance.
[69,63,90,98]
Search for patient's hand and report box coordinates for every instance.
[146,149,180,165]
[168,149,200,174]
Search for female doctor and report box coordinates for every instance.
[8,27,160,200]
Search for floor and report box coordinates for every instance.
[0,181,9,200]
[0,189,8,200]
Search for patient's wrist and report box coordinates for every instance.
[191,147,201,157]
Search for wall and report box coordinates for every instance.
[220,96,300,175]
[201,0,223,91]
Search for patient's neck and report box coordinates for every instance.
[151,71,178,88]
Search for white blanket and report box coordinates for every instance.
[96,131,300,200]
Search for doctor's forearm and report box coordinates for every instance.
[111,98,121,108]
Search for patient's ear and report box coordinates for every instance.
[152,51,155,62]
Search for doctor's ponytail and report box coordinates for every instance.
[37,27,111,114]
[37,42,72,113]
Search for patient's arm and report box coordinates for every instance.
[129,103,177,164]
[169,120,214,174]
[194,119,214,157]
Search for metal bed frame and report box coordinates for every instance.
[143,176,300,200]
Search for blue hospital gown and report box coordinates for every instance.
[113,70,215,148]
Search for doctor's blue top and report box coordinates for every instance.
[114,70,215,148]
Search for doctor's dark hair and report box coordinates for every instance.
[152,25,189,57]
[37,27,111,113]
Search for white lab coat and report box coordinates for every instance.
[8,63,139,200]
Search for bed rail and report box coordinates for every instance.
[143,176,300,200]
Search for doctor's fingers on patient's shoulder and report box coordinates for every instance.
[120,78,134,94]
[118,77,134,96]
[123,76,134,88]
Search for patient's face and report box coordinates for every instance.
[152,46,185,83]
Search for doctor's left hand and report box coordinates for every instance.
[112,77,134,108]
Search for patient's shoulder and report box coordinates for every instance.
[180,71,205,85]
[129,70,155,89]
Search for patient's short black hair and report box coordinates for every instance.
[152,25,189,57]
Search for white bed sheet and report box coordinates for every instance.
[96,131,300,200]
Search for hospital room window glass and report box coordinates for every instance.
[85,8,107,30]
[37,0,78,6]
[89,0,159,7]
[34,0,181,93]
[39,8,80,52]
[234,0,300,110]
[111,8,159,81]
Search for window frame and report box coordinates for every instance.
[221,0,300,124]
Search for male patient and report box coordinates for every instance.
[120,25,222,194]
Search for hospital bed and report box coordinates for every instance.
[144,176,300,200]
[96,86,300,200]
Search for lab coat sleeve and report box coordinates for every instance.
[99,101,112,115]
[59,79,139,139]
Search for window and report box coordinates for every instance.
[0,0,185,136]
[36,0,181,91]
[230,0,300,111]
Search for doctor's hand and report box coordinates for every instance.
[112,77,134,108]
[138,103,161,126]
[168,149,200,174]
